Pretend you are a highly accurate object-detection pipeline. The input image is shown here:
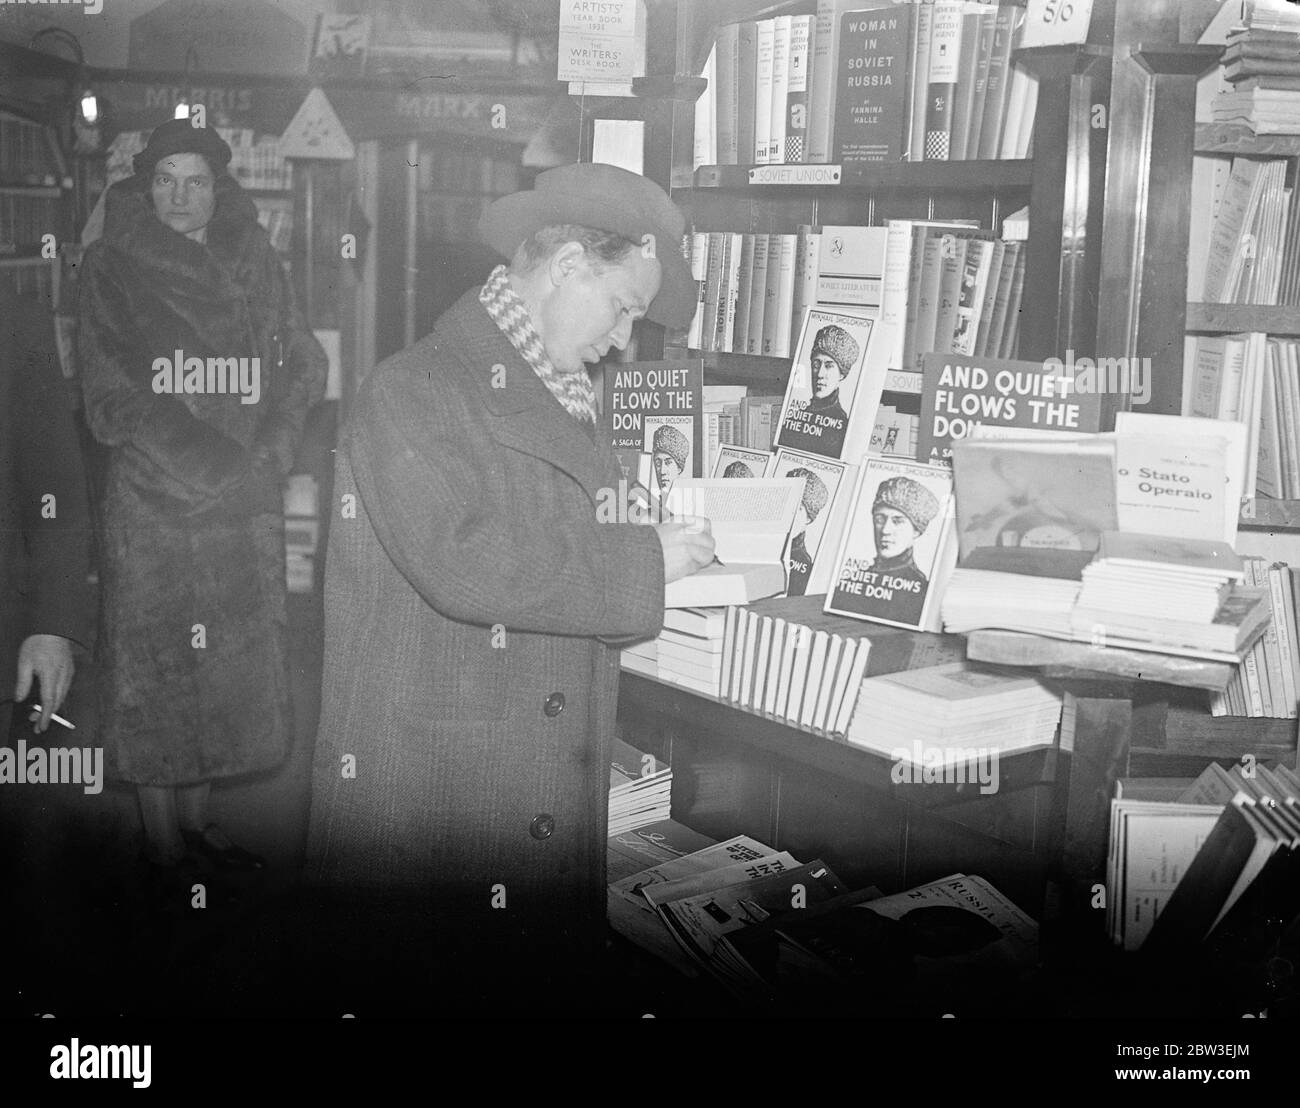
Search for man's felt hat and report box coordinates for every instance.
[873,476,939,535]
[134,119,233,177]
[479,162,694,328]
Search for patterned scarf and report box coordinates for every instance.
[478,264,598,424]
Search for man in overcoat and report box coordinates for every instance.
[1,283,93,735]
[305,163,714,1016]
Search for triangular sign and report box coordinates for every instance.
[280,88,354,161]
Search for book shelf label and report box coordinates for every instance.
[748,164,842,186]
[1022,0,1094,47]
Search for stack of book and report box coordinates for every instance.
[1213,5,1300,135]
[620,608,728,696]
[1212,557,1300,719]
[1067,533,1271,663]
[608,738,672,837]
[693,2,1038,167]
[846,660,1062,758]
[720,593,964,738]
[941,548,1085,638]
[1119,761,1300,954]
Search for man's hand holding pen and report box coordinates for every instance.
[656,515,716,585]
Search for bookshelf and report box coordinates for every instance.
[1095,23,1300,531]
[642,1,1114,453]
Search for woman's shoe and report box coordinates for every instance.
[180,824,266,871]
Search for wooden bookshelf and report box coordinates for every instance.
[1186,303,1300,336]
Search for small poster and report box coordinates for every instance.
[825,456,955,630]
[917,353,1104,466]
[774,307,877,460]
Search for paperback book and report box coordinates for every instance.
[824,455,957,631]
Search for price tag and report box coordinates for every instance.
[1021,0,1094,48]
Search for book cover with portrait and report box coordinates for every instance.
[824,456,957,631]
[603,359,703,487]
[712,443,772,480]
[774,307,882,461]
[764,448,859,597]
[637,413,697,506]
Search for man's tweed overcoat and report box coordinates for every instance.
[305,288,665,996]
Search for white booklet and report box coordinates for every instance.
[663,478,803,608]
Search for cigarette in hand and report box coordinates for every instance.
[30,705,76,730]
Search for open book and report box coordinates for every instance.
[663,478,803,608]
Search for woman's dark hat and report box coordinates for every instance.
[479,162,694,328]
[134,119,233,177]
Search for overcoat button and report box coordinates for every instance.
[529,813,555,840]
[543,692,565,717]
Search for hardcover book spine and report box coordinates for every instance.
[754,20,776,164]
[701,231,725,353]
[715,23,741,165]
[768,16,792,163]
[694,43,717,170]
[998,241,1027,358]
[833,5,913,164]
[976,4,1018,160]
[972,239,1005,356]
[924,1,965,161]
[808,0,852,163]
[746,233,771,354]
[949,9,984,161]
[909,0,935,161]
[786,15,814,163]
[964,6,998,160]
[721,232,745,353]
[733,233,756,353]
[737,22,759,167]
[686,231,710,350]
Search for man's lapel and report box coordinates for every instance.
[449,294,615,507]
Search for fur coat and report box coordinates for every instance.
[77,173,326,785]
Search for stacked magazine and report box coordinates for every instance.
[608,738,672,837]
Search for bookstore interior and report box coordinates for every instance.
[3,0,1300,1028]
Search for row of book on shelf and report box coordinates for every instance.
[685,220,1027,366]
[1187,332,1300,499]
[693,0,1043,169]
[1188,154,1300,308]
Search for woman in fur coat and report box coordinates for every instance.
[77,120,326,874]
